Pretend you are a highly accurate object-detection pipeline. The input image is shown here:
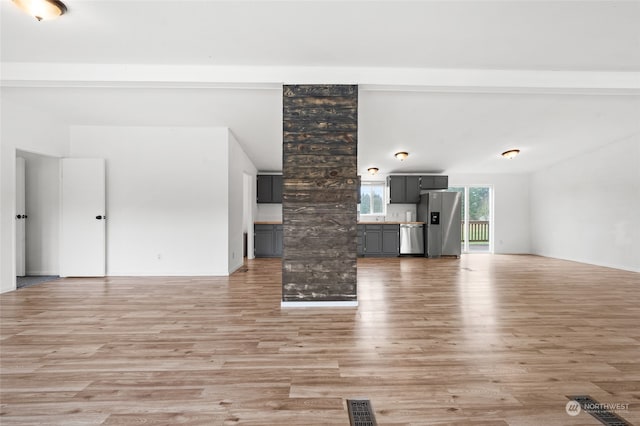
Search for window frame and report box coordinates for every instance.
[359,181,386,217]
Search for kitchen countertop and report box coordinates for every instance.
[255,221,425,225]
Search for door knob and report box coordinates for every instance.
[96,215,103,220]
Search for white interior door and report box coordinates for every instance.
[60,158,106,277]
[16,157,26,277]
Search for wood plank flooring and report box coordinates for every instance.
[1,255,639,425]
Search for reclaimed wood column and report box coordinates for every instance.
[282,85,358,303]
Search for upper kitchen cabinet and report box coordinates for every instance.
[257,174,283,203]
[420,175,448,191]
[388,176,421,204]
[272,175,283,202]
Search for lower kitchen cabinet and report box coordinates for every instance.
[382,225,400,255]
[357,225,365,256]
[254,224,283,257]
[274,225,283,256]
[256,223,399,258]
[358,224,399,257]
[365,225,382,254]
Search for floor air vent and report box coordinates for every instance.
[347,399,377,426]
[567,395,631,426]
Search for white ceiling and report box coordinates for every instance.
[2,0,639,174]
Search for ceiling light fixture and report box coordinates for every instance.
[367,167,379,175]
[12,0,67,21]
[394,151,409,161]
[501,149,520,159]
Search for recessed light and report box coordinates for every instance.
[501,149,520,159]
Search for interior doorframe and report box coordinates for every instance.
[14,149,64,282]
[15,155,26,278]
[243,172,255,260]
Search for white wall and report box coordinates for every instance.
[18,151,60,276]
[386,203,417,222]
[70,125,231,276]
[1,98,69,293]
[228,132,257,272]
[449,173,531,254]
[530,136,640,272]
[256,204,283,222]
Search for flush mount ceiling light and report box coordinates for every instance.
[12,0,67,21]
[394,151,409,161]
[367,167,379,175]
[501,149,521,159]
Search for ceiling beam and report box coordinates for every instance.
[2,63,639,94]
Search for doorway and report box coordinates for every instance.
[15,150,62,288]
[243,172,254,260]
[449,185,493,253]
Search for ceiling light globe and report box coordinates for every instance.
[395,152,409,161]
[501,149,520,159]
[12,0,67,21]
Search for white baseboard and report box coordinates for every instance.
[25,270,59,276]
[281,300,358,308]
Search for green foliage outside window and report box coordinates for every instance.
[360,183,385,215]
[469,187,490,221]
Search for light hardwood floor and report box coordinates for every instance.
[1,255,639,425]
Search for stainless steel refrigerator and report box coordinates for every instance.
[417,191,462,258]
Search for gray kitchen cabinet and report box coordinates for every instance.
[257,175,271,203]
[271,176,283,203]
[359,224,399,257]
[257,175,283,203]
[357,225,364,256]
[382,225,400,255]
[405,176,421,203]
[254,224,283,257]
[388,176,405,203]
[388,176,421,203]
[420,175,448,190]
[364,224,382,254]
[274,224,283,256]
[254,225,274,257]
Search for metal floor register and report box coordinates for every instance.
[347,399,378,426]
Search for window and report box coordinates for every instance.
[360,182,385,215]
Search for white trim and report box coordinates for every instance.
[281,301,358,308]
[3,63,639,93]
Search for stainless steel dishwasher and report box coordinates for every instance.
[399,223,424,255]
